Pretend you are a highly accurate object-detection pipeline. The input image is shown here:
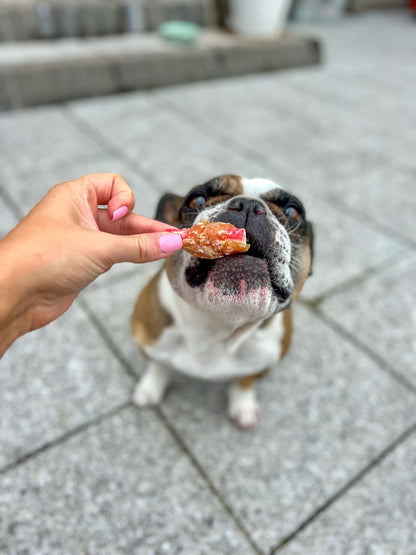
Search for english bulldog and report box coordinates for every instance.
[131,175,313,428]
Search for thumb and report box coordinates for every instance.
[105,231,183,264]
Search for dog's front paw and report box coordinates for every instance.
[133,381,162,407]
[132,363,170,408]
[228,384,259,429]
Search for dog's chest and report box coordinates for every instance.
[144,310,284,381]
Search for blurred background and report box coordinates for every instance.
[1,1,416,554]
[0,0,410,108]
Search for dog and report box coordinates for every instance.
[131,175,313,428]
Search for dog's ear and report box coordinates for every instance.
[155,193,183,226]
[307,221,314,276]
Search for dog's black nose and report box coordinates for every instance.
[227,197,267,216]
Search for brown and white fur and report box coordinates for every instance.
[131,175,313,428]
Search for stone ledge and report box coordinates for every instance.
[0,30,321,108]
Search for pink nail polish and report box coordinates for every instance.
[112,205,128,221]
[159,233,183,254]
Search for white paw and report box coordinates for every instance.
[132,381,163,407]
[228,384,259,429]
[132,363,170,408]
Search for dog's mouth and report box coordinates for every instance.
[185,247,292,304]
[206,254,270,294]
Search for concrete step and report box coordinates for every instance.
[0,0,217,41]
[0,30,321,109]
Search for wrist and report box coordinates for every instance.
[0,235,35,356]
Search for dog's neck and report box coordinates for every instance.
[158,269,267,354]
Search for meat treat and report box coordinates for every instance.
[177,220,250,259]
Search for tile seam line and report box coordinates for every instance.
[282,70,416,113]
[77,296,138,382]
[79,296,264,554]
[153,96,412,249]
[0,400,130,475]
[150,405,264,555]
[61,104,166,192]
[279,81,416,186]
[81,266,414,552]
[271,421,416,553]
[154,90,346,159]
[152,95,301,183]
[326,193,416,250]
[302,250,414,307]
[307,304,416,396]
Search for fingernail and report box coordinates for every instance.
[159,233,183,254]
[112,205,128,221]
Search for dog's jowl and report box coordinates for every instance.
[131,175,313,428]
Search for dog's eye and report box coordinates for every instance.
[189,195,206,210]
[285,206,302,222]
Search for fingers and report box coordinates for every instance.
[106,231,183,264]
[69,173,184,264]
[96,209,174,236]
[80,173,136,220]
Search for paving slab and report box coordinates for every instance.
[79,265,160,374]
[154,72,391,191]
[320,254,416,388]
[279,430,416,554]
[296,188,407,302]
[280,69,416,173]
[0,150,163,217]
[329,163,416,245]
[0,198,18,237]
[275,61,415,114]
[68,92,283,193]
[82,277,416,552]
[154,69,331,136]
[0,105,104,182]
[267,68,416,176]
[0,301,132,469]
[154,73,312,149]
[0,407,256,554]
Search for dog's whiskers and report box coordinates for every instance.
[287,222,303,235]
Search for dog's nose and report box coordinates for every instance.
[227,197,267,216]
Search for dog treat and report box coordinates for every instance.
[176,220,249,259]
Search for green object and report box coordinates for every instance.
[158,21,201,44]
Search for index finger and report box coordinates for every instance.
[97,210,176,235]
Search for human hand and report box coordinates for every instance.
[0,173,182,354]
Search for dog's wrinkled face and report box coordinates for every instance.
[157,175,313,325]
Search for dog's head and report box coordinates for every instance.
[157,175,313,325]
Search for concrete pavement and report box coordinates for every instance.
[1,9,416,554]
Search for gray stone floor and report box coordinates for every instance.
[1,9,416,555]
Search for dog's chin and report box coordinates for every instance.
[178,255,286,324]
